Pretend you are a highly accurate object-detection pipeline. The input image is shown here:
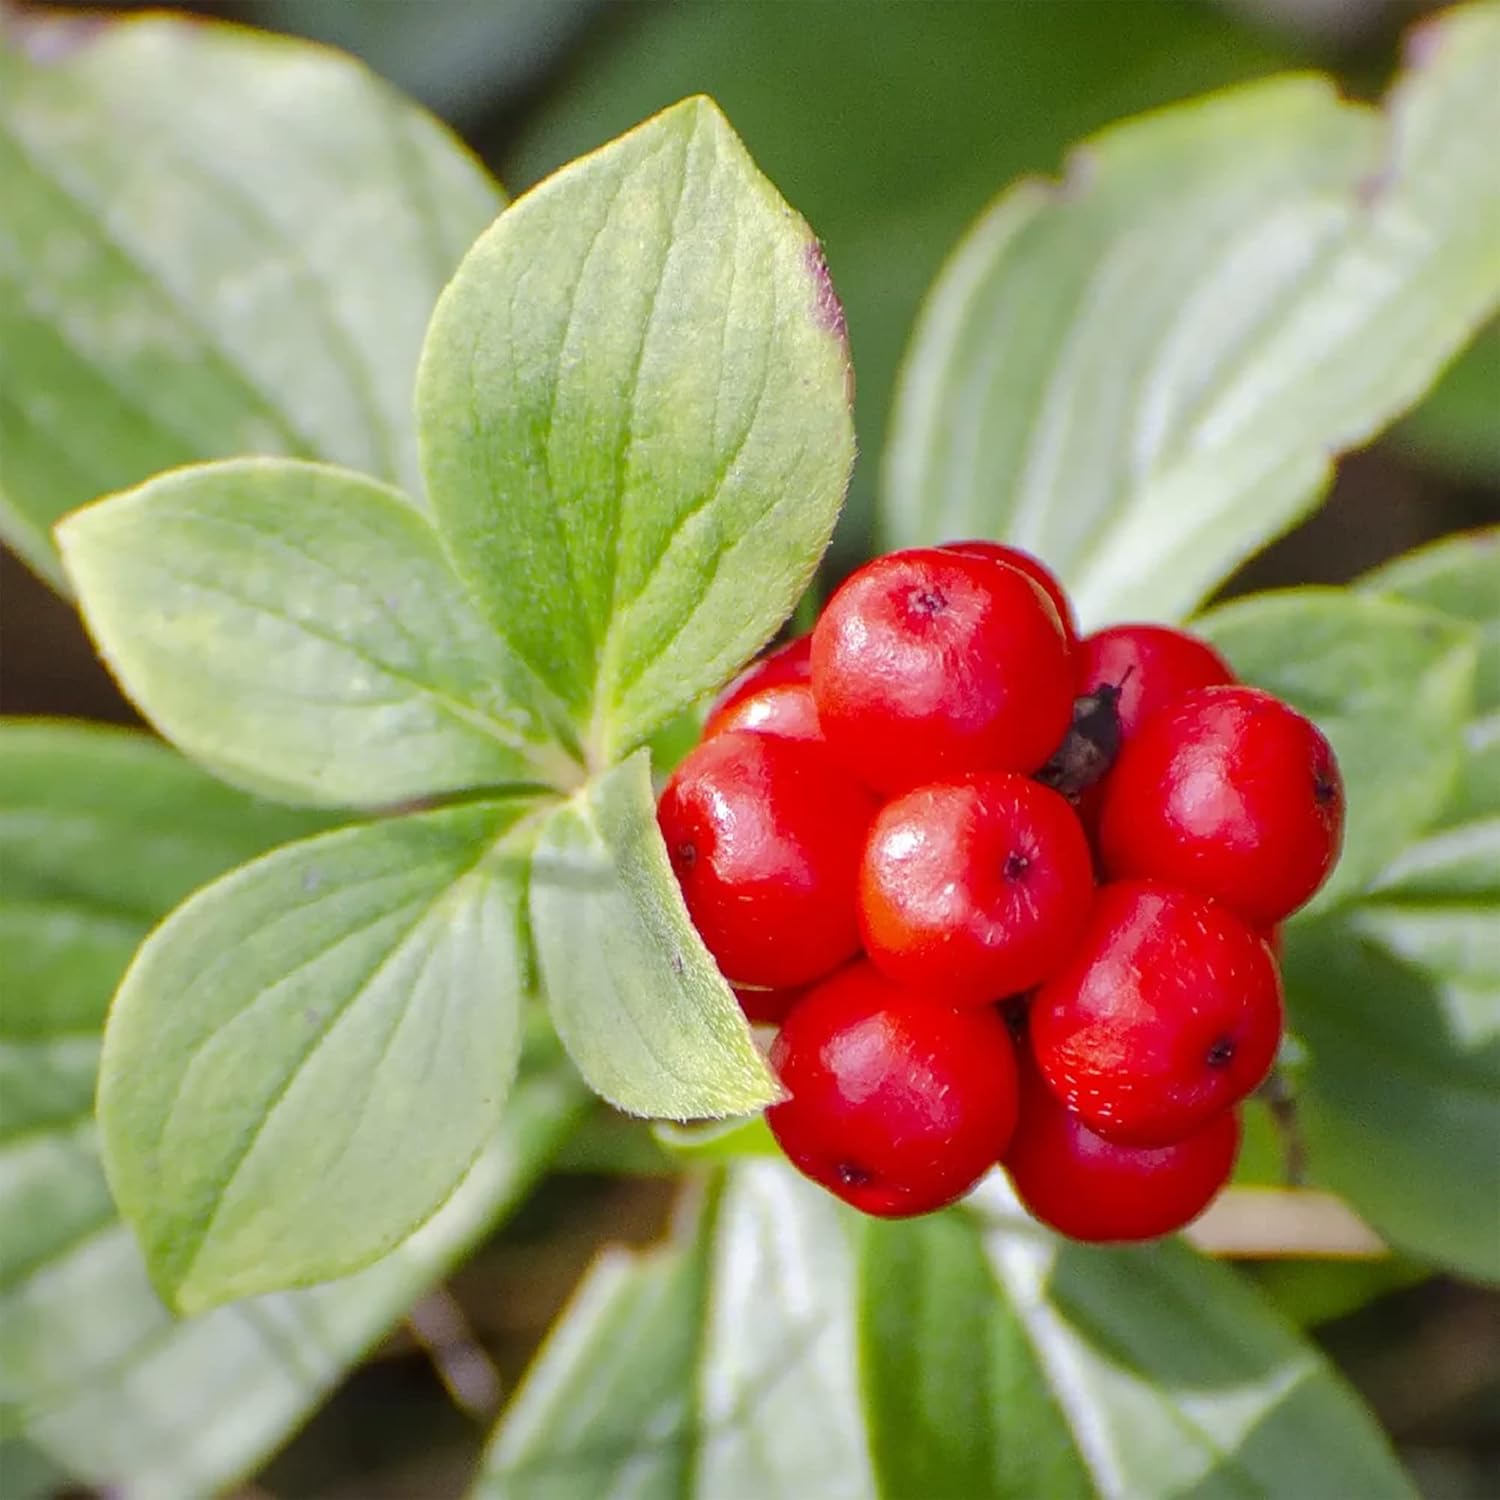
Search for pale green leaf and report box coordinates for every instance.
[1266,543,1500,1278]
[884,4,1500,627]
[1361,526,1500,820]
[0,718,331,916]
[98,799,547,1312]
[0,12,501,589]
[477,1164,1414,1499]
[1284,819,1500,1283]
[1196,588,1478,912]
[418,95,854,762]
[1398,320,1500,483]
[1204,554,1500,1280]
[530,752,777,1120]
[57,458,579,807]
[507,0,1288,568]
[651,1115,778,1163]
[0,722,587,1493]
[4,1065,584,1497]
[481,1164,873,1499]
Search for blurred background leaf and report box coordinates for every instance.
[1199,555,1500,1284]
[0,11,501,588]
[480,1163,1415,1499]
[0,724,588,1494]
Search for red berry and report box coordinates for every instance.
[1004,1061,1240,1242]
[1098,686,1344,926]
[811,548,1074,794]
[859,773,1094,1004]
[1077,624,1235,741]
[707,634,811,721]
[768,961,1019,1217]
[939,539,1078,646]
[733,984,803,1026]
[702,681,822,744]
[1030,880,1282,1146]
[658,731,876,988]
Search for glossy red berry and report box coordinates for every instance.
[733,984,804,1026]
[1077,624,1235,741]
[768,961,1019,1217]
[939,539,1079,646]
[811,548,1074,793]
[1030,880,1282,1146]
[1003,1061,1240,1242]
[1098,686,1344,926]
[658,731,876,988]
[702,681,821,744]
[706,634,811,722]
[859,773,1095,1004]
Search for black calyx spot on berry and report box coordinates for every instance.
[1003,851,1031,882]
[836,1160,873,1187]
[674,840,698,869]
[1313,773,1338,807]
[1001,994,1030,1039]
[1037,681,1124,797]
[1205,1036,1236,1069]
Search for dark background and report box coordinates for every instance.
[4,2,1496,1495]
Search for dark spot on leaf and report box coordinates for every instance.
[669,951,685,977]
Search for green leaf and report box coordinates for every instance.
[0,722,588,1493]
[1398,320,1500,483]
[530,752,777,1120]
[0,718,331,916]
[858,1211,1090,1499]
[652,1115,779,1163]
[507,0,1289,570]
[56,458,579,808]
[1195,565,1498,1280]
[479,1200,714,1499]
[1283,823,1500,1283]
[418,95,854,763]
[0,12,501,590]
[482,1163,874,1498]
[5,1064,584,1496]
[1361,526,1500,820]
[1250,1256,1431,1331]
[98,798,547,1312]
[477,1164,1414,1499]
[883,3,1500,627]
[1196,546,1500,1279]
[1195,588,1478,912]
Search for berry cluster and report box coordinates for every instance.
[659,543,1344,1241]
